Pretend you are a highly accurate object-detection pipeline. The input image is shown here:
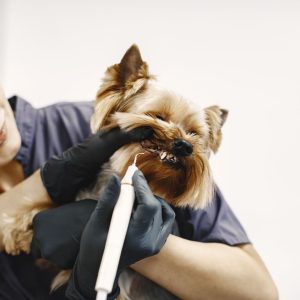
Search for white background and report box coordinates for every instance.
[1,0,300,299]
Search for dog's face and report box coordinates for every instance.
[91,45,228,209]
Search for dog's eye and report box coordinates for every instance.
[156,115,165,121]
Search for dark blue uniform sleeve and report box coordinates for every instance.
[12,96,94,177]
[174,185,250,246]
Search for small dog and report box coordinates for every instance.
[1,45,227,298]
[90,44,227,208]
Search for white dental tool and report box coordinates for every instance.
[95,153,144,300]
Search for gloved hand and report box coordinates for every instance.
[65,171,175,300]
[31,200,97,269]
[40,126,153,204]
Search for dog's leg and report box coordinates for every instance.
[51,270,72,291]
[1,203,52,255]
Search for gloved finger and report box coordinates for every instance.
[32,200,96,231]
[126,126,154,142]
[92,174,121,223]
[31,200,96,265]
[156,197,175,239]
[30,240,42,259]
[156,196,175,225]
[98,126,153,147]
[146,197,174,239]
[132,170,161,224]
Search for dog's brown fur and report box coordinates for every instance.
[1,45,228,296]
[91,45,227,209]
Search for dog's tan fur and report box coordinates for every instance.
[91,45,227,209]
[1,45,227,297]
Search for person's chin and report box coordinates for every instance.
[0,130,21,167]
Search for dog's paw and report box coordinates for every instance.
[1,209,40,255]
[2,227,33,255]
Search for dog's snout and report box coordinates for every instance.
[172,139,193,157]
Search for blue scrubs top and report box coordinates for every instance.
[0,96,250,300]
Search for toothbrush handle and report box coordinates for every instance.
[95,183,135,294]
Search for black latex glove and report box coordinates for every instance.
[66,171,175,300]
[40,126,153,204]
[31,200,97,269]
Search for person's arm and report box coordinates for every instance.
[0,170,51,214]
[0,170,51,215]
[29,170,278,300]
[131,236,278,300]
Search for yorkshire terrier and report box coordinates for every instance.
[1,45,227,298]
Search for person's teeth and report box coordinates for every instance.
[160,151,167,160]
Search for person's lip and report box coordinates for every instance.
[0,107,5,128]
[0,107,7,145]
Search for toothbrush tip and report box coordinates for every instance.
[134,153,144,165]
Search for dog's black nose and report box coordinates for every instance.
[172,139,193,157]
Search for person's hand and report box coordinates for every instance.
[40,126,153,204]
[66,171,175,300]
[31,200,97,269]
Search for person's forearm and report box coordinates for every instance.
[0,170,52,245]
[131,235,278,300]
[0,170,52,212]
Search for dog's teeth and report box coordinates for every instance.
[160,151,167,160]
[171,157,177,162]
[166,154,173,160]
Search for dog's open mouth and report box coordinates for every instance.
[141,140,179,165]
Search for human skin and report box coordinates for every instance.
[0,86,278,299]
[0,86,24,195]
[132,236,278,300]
[0,86,21,167]
[0,87,52,247]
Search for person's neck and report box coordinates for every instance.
[0,160,24,193]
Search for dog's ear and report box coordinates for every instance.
[116,44,150,97]
[119,44,145,85]
[91,45,151,132]
[204,106,228,153]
